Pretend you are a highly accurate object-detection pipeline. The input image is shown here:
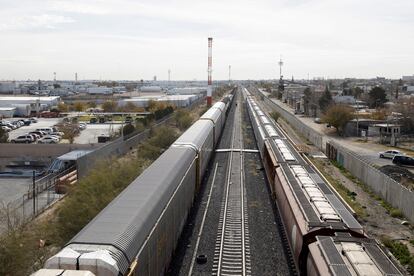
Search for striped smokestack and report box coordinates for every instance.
[207,37,213,107]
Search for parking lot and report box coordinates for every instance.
[4,118,122,144]
[74,123,122,144]
[6,118,61,141]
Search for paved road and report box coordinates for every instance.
[74,123,122,144]
[0,177,32,205]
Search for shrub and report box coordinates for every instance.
[122,124,135,136]
[270,111,280,122]
[174,110,193,130]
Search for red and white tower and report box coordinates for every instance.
[207,37,213,107]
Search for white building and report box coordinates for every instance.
[0,107,16,118]
[0,82,17,94]
[0,96,60,116]
[120,94,201,108]
[87,87,113,95]
[140,86,162,93]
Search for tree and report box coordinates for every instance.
[352,87,364,99]
[73,102,86,112]
[119,102,139,112]
[57,103,68,112]
[303,87,312,115]
[322,105,354,136]
[318,85,333,113]
[88,101,97,108]
[0,127,8,143]
[102,101,117,112]
[369,86,387,108]
[394,98,414,133]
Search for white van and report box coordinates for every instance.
[36,127,54,134]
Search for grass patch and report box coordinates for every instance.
[382,238,414,273]
[331,160,406,219]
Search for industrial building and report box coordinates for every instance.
[119,94,201,108]
[0,82,18,94]
[0,96,60,117]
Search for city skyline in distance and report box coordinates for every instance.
[0,0,413,81]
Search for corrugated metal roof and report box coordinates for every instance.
[67,147,196,274]
[173,120,213,151]
[57,150,94,161]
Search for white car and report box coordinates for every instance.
[379,150,405,159]
[38,136,59,144]
[79,123,87,130]
[1,126,11,132]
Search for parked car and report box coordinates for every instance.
[11,135,33,143]
[40,111,60,118]
[23,119,31,126]
[50,131,64,137]
[38,136,59,144]
[28,133,41,140]
[314,117,321,124]
[29,117,38,123]
[29,131,47,137]
[45,134,61,141]
[379,150,405,159]
[1,126,11,132]
[79,122,87,130]
[36,127,54,134]
[392,155,414,166]
[90,117,97,124]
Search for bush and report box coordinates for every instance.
[270,111,280,122]
[382,238,414,273]
[174,110,193,130]
[122,124,135,136]
[390,209,404,219]
[0,127,8,143]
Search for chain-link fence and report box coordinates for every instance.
[0,167,75,233]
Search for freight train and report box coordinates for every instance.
[243,87,403,276]
[32,92,235,276]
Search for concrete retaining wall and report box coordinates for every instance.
[329,140,414,222]
[76,115,174,177]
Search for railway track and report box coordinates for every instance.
[213,98,251,276]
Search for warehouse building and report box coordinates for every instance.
[0,96,60,116]
[119,94,201,108]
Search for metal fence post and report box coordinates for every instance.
[32,170,36,217]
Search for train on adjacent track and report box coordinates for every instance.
[243,87,404,276]
[33,92,235,276]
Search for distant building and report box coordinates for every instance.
[140,86,162,93]
[120,94,201,108]
[0,82,17,94]
[87,87,113,95]
[402,75,414,81]
[0,96,60,116]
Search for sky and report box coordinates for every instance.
[0,0,413,81]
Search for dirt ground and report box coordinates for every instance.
[276,117,414,256]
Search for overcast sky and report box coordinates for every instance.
[0,0,413,81]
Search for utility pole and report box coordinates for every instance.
[228,65,231,84]
[32,171,36,217]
